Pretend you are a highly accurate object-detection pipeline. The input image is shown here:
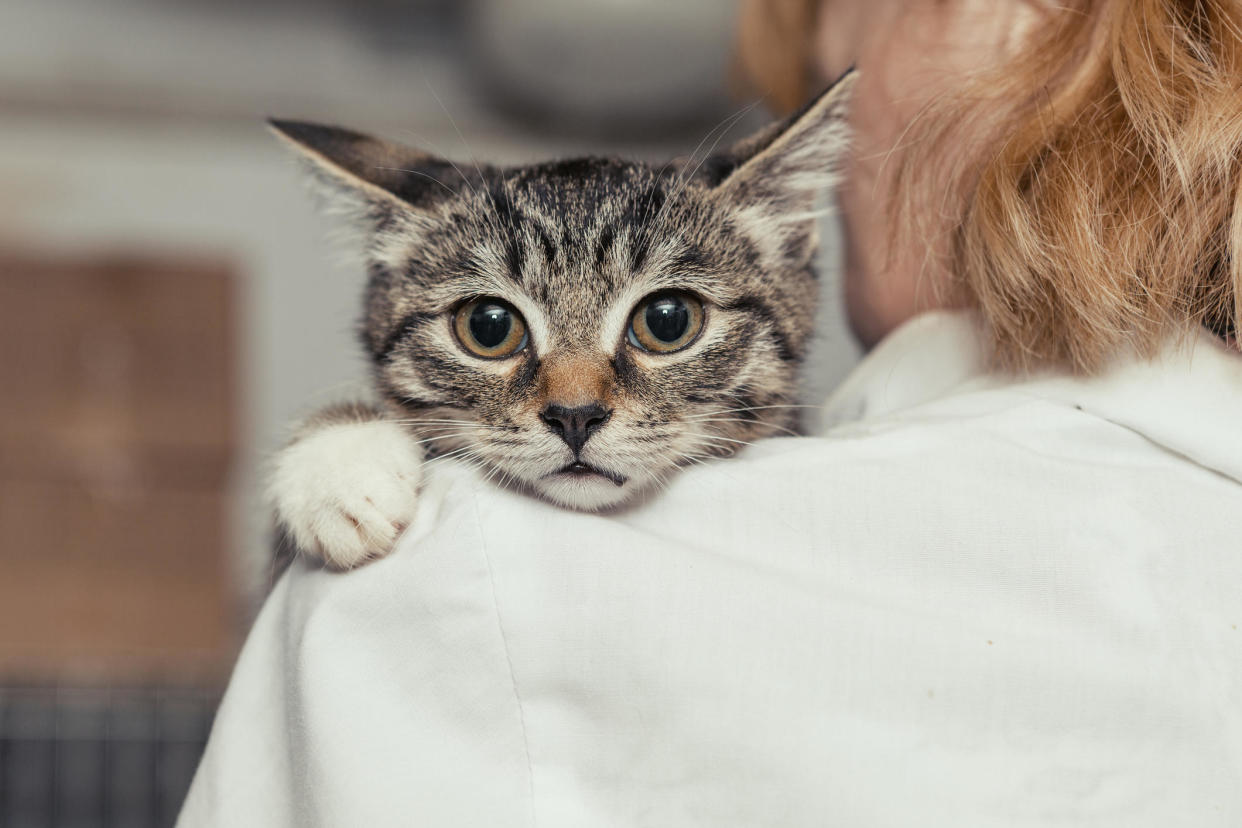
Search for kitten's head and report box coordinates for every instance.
[272,72,853,510]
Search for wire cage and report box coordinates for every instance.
[0,685,217,828]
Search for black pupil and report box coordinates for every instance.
[469,303,512,348]
[645,296,689,343]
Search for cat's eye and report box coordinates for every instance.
[453,297,528,359]
[627,292,704,353]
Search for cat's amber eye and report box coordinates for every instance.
[627,292,704,353]
[453,297,528,359]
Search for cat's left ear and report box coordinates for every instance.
[706,70,856,211]
[268,119,483,227]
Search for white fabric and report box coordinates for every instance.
[179,311,1242,827]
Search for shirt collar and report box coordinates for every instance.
[818,310,990,429]
[819,310,1242,486]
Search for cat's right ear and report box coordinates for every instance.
[268,120,479,225]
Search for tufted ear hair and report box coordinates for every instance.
[705,69,856,211]
[268,119,489,226]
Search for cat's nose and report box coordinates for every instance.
[540,402,612,455]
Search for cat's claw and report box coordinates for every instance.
[270,419,422,569]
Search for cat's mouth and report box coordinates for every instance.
[548,461,627,487]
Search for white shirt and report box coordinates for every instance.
[179,311,1242,827]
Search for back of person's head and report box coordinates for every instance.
[738,0,1242,371]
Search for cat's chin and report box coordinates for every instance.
[531,468,641,512]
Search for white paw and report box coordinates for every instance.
[270,419,422,569]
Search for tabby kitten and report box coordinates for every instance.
[269,72,855,568]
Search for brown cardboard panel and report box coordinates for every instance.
[0,478,234,683]
[0,253,236,489]
[0,254,233,335]
[0,251,239,683]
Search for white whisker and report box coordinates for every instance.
[373,166,459,199]
[684,403,820,419]
[695,435,757,448]
[423,80,512,246]
[637,100,761,253]
[689,417,799,437]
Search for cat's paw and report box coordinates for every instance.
[270,419,422,569]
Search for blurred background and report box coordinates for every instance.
[0,0,857,823]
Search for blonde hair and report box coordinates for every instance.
[738,0,1242,371]
[734,0,821,113]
